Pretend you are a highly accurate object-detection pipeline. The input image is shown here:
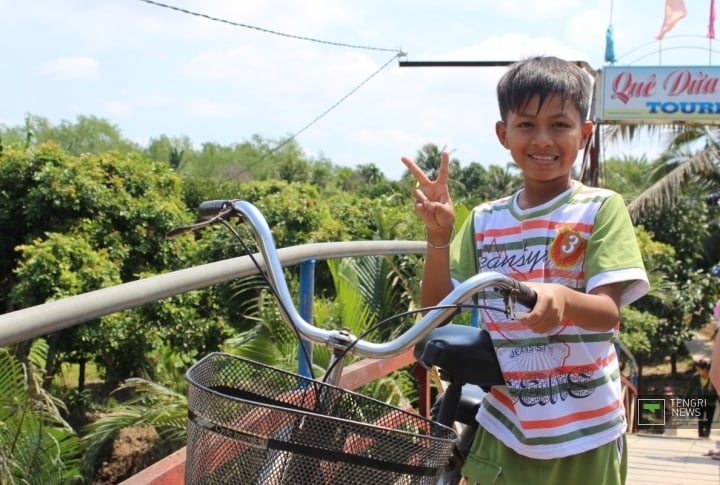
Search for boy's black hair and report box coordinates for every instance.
[496,56,592,123]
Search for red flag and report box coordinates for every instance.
[656,0,687,40]
[709,0,716,39]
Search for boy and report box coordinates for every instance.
[402,56,649,484]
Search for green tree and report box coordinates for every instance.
[144,134,194,170]
[1,144,223,388]
[181,141,254,180]
[634,198,719,367]
[2,114,141,156]
[475,163,522,202]
[601,154,720,371]
[599,155,652,203]
[406,144,462,188]
[10,232,122,388]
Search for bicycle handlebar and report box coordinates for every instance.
[197,199,536,360]
[198,199,232,219]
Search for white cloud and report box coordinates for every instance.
[181,46,272,83]
[489,0,589,22]
[134,93,176,109]
[347,126,426,147]
[457,34,591,64]
[105,100,132,117]
[183,98,243,118]
[39,56,99,80]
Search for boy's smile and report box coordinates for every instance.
[495,94,593,205]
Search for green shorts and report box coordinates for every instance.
[460,427,627,485]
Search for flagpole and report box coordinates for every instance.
[710,0,717,64]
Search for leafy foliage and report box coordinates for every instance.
[0,341,82,484]
[80,377,187,480]
[1,114,141,156]
[604,155,720,365]
[635,198,720,357]
[0,144,222,388]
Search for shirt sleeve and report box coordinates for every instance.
[585,192,650,306]
[449,208,479,283]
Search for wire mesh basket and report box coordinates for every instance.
[185,352,458,484]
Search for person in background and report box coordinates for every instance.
[706,299,720,449]
[685,359,718,438]
[709,299,720,390]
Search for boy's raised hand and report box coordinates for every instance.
[401,151,456,237]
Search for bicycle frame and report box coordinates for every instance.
[181,199,536,484]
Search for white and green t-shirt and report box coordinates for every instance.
[450,180,649,460]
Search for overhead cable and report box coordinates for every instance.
[137,0,402,53]
[263,51,405,159]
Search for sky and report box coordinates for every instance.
[2,0,719,180]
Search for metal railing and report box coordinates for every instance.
[0,241,426,346]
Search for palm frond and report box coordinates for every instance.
[80,377,188,477]
[627,145,718,220]
[327,258,376,338]
[358,370,417,408]
[602,123,673,148]
[0,344,82,484]
[222,286,303,373]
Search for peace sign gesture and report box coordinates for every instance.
[401,151,456,244]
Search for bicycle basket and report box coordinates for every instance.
[185,352,457,484]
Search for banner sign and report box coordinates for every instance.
[598,65,720,123]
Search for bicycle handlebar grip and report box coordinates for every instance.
[515,282,537,309]
[198,200,231,221]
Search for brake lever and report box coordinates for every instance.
[166,206,237,239]
[497,287,530,320]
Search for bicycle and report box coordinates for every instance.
[171,199,536,484]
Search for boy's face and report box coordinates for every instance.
[495,94,593,186]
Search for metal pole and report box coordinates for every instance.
[297,259,316,377]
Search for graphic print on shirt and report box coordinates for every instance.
[482,224,595,408]
[549,225,587,268]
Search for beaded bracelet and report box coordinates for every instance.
[425,227,454,249]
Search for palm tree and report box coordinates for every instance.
[482,164,523,201]
[601,124,720,374]
[224,256,417,400]
[601,124,720,220]
[168,147,184,170]
[614,124,720,285]
[411,143,465,195]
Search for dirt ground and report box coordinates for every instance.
[92,425,171,485]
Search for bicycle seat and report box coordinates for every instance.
[414,324,505,388]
